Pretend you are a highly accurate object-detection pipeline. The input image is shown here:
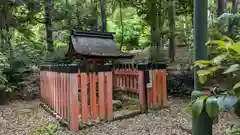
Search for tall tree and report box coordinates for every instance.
[168,0,176,63]
[119,1,124,50]
[217,0,226,17]
[100,0,107,32]
[44,0,54,52]
[228,0,239,36]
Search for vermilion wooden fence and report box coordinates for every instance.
[113,67,167,109]
[77,72,113,123]
[40,63,168,131]
[114,68,139,93]
[40,69,79,131]
[147,69,168,108]
[40,65,113,131]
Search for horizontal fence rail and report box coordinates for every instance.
[114,68,139,93]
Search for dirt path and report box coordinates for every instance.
[0,98,234,135]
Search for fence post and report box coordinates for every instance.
[105,72,113,121]
[69,73,79,131]
[161,69,168,107]
[138,70,146,113]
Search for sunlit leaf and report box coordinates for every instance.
[232,41,240,53]
[206,97,219,119]
[205,40,228,49]
[192,96,207,118]
[223,64,240,74]
[233,82,240,90]
[193,60,213,68]
[212,54,227,65]
[198,75,208,84]
[222,36,235,45]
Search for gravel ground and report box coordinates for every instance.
[0,98,236,135]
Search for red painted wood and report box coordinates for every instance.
[63,73,67,120]
[157,70,162,107]
[138,70,146,113]
[152,70,157,107]
[105,72,113,120]
[47,71,49,105]
[67,73,71,122]
[161,70,167,106]
[51,72,53,108]
[91,72,97,120]
[80,73,89,123]
[57,73,59,114]
[98,72,105,119]
[69,73,79,131]
[53,72,55,113]
[59,73,62,116]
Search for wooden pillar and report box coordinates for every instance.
[69,73,79,131]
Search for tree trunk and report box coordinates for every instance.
[147,0,162,63]
[217,0,226,17]
[119,1,124,51]
[3,3,12,58]
[44,0,54,52]
[228,0,239,36]
[100,0,107,32]
[168,0,176,63]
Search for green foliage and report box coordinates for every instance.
[188,37,240,134]
[28,123,58,135]
[42,46,73,64]
[0,52,9,103]
[191,96,206,118]
[108,7,148,49]
[206,97,219,119]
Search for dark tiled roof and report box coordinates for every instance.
[67,30,134,59]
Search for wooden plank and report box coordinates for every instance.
[105,72,113,120]
[156,70,162,107]
[57,73,59,114]
[51,72,53,109]
[119,69,123,88]
[80,73,89,123]
[53,72,56,112]
[130,74,133,90]
[98,72,105,119]
[69,73,79,131]
[152,70,157,107]
[133,74,137,90]
[47,71,50,105]
[147,88,152,107]
[67,73,71,122]
[60,73,63,117]
[49,72,52,108]
[91,72,97,120]
[161,70,167,106]
[138,70,146,113]
[89,73,93,118]
[63,73,67,120]
[126,69,129,89]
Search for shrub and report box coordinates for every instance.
[0,52,10,104]
[28,123,58,135]
[188,36,240,134]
